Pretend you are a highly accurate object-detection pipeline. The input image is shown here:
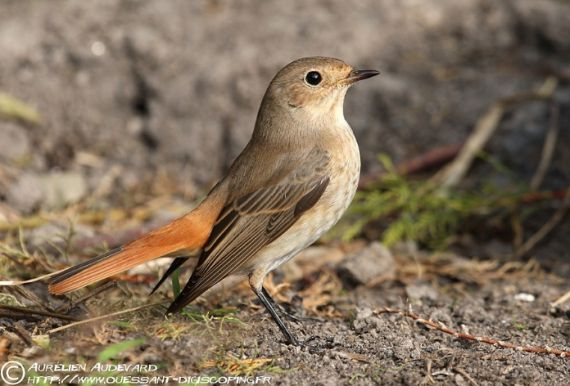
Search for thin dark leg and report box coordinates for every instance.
[150,257,188,295]
[252,286,299,346]
[261,287,322,323]
[260,287,302,321]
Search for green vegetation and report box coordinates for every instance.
[97,338,146,362]
[343,154,530,248]
[171,268,181,297]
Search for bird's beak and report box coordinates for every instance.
[344,69,380,85]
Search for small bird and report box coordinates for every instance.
[49,57,378,345]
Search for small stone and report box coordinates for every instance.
[333,334,344,345]
[7,172,44,212]
[7,171,87,212]
[0,122,30,161]
[561,322,570,338]
[406,283,439,302]
[353,319,366,331]
[28,222,95,250]
[337,242,395,286]
[454,373,468,386]
[514,293,536,302]
[356,307,373,320]
[41,171,87,209]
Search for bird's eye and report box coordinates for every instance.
[305,71,322,86]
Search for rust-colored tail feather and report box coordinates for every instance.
[49,209,217,295]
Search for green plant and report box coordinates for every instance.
[97,338,146,362]
[343,154,528,248]
[171,268,181,297]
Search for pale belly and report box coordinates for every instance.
[248,133,361,274]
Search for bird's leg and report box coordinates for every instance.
[252,286,299,345]
[259,287,332,348]
[249,276,299,345]
[261,287,305,322]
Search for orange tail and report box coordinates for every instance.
[49,199,223,295]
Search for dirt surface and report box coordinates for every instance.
[1,1,570,385]
[2,240,569,385]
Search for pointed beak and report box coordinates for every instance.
[345,69,380,85]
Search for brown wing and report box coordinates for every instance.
[166,150,330,313]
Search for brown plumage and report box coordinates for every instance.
[48,57,379,345]
[49,188,226,294]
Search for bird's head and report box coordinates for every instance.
[261,57,379,128]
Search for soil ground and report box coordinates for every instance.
[1,1,570,385]
[1,210,569,385]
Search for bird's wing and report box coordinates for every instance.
[167,148,331,312]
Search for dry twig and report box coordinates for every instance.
[514,188,570,259]
[421,359,435,385]
[454,368,479,386]
[0,92,41,124]
[530,103,560,191]
[48,301,168,334]
[433,77,558,189]
[9,323,33,347]
[0,269,64,286]
[359,143,463,189]
[551,291,570,309]
[0,304,79,322]
[375,307,570,358]
[520,189,568,204]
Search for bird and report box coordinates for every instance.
[48,57,379,345]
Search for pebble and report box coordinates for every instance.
[406,283,439,302]
[7,171,87,212]
[0,122,30,161]
[514,293,536,302]
[337,242,395,286]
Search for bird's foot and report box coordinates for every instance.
[299,335,335,351]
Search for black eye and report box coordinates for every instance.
[305,71,322,86]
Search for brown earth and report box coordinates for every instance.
[1,1,569,385]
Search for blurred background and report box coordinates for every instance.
[1,1,569,382]
[1,0,568,210]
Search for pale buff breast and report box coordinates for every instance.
[249,123,361,273]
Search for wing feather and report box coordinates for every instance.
[166,148,331,313]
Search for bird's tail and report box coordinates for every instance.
[49,209,217,295]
